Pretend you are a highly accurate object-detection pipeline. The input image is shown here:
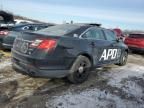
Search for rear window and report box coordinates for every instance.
[129,34,144,38]
[35,24,80,36]
[104,29,117,41]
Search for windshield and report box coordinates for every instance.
[35,24,80,36]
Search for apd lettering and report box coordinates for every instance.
[99,49,120,61]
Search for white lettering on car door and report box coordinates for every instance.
[111,49,117,60]
[99,49,121,61]
[99,49,107,61]
[107,49,113,59]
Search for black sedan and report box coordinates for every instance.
[0,23,54,49]
[12,24,128,84]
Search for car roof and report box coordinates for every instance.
[59,23,102,29]
[130,32,144,35]
[71,23,101,26]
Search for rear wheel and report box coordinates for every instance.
[118,51,128,66]
[67,55,92,84]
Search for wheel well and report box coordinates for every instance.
[80,53,93,66]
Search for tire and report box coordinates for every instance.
[118,51,128,66]
[67,55,92,84]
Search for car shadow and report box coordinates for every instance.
[10,68,109,108]
[4,61,142,108]
[129,51,144,57]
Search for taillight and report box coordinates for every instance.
[0,31,9,35]
[30,39,43,47]
[30,39,57,50]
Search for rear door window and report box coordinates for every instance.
[82,28,105,40]
[104,30,117,41]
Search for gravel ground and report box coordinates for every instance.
[0,52,144,108]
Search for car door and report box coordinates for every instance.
[81,27,110,66]
[102,29,122,64]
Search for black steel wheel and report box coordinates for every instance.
[67,55,92,84]
[118,51,128,66]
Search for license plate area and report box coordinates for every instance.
[14,38,34,54]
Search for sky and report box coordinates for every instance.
[0,0,144,30]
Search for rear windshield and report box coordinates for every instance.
[35,24,80,36]
[129,34,144,38]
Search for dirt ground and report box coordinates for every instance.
[0,50,144,108]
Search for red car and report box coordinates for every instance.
[113,28,125,41]
[124,33,144,52]
[113,28,123,37]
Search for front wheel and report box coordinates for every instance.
[118,51,128,66]
[67,55,92,84]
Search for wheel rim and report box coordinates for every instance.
[74,61,90,81]
[122,53,127,63]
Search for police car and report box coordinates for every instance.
[12,24,128,84]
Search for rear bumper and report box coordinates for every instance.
[12,58,69,78]
[12,60,69,78]
[2,36,15,49]
[11,49,75,78]
[2,43,12,49]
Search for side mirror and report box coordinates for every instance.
[116,37,124,42]
[116,37,121,42]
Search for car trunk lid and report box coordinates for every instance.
[13,32,60,55]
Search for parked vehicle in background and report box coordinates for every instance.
[0,23,55,49]
[0,11,15,27]
[124,33,144,52]
[14,19,33,24]
[0,11,15,48]
[113,28,125,41]
[12,23,128,84]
